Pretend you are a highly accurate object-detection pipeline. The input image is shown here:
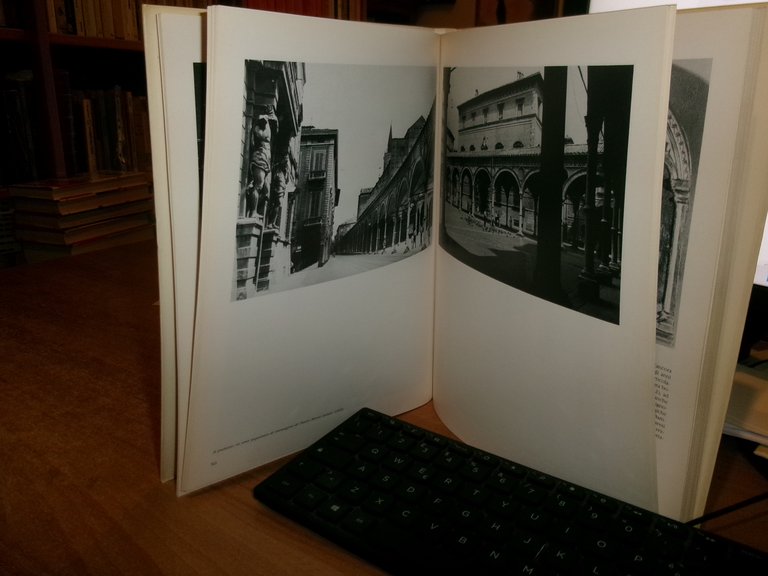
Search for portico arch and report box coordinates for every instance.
[657,109,693,343]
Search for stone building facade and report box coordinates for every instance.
[444,67,634,301]
[336,109,434,256]
[234,60,305,299]
[292,127,340,272]
[656,63,709,344]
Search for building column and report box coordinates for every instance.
[534,66,567,300]
[659,183,690,321]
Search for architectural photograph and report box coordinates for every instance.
[232,61,435,301]
[441,64,635,324]
[656,60,711,345]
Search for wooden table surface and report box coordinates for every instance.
[1,241,766,575]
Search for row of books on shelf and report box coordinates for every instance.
[41,0,365,39]
[45,1,222,40]
[8,170,155,261]
[235,1,365,19]
[46,0,144,41]
[0,68,151,186]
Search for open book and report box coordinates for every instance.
[144,3,768,521]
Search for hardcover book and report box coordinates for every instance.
[144,3,768,522]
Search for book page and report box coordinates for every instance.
[155,9,207,485]
[143,4,204,482]
[180,7,440,493]
[658,7,768,519]
[434,7,675,511]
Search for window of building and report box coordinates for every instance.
[311,148,327,173]
[311,186,322,216]
[497,103,504,120]
[483,107,488,123]
[516,98,524,116]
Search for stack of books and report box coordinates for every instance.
[10,171,154,261]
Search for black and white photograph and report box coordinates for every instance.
[656,60,711,345]
[232,61,436,301]
[441,64,635,324]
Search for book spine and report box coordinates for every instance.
[82,97,98,176]
[54,70,78,176]
[47,0,58,33]
[111,0,124,39]
[123,90,137,172]
[99,0,115,39]
[72,0,85,36]
[112,87,128,172]
[55,0,77,34]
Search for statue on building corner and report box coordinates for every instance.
[245,106,277,219]
[266,155,291,230]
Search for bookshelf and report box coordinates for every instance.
[0,1,150,184]
[0,1,186,262]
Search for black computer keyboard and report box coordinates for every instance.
[253,407,768,575]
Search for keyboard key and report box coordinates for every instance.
[387,434,414,451]
[295,485,327,509]
[315,469,344,491]
[409,462,436,482]
[339,479,368,503]
[310,443,352,468]
[328,430,366,452]
[362,491,394,514]
[434,471,462,494]
[540,543,580,572]
[316,498,348,522]
[289,457,323,480]
[370,470,398,490]
[412,440,439,460]
[382,451,411,471]
[266,474,303,497]
[389,503,420,527]
[479,517,514,540]
[460,460,492,481]
[342,509,376,534]
[359,443,387,461]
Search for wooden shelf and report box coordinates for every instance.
[49,33,143,52]
[0,26,28,42]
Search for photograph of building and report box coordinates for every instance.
[441,65,635,325]
[232,61,435,301]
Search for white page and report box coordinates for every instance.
[180,7,439,493]
[590,0,766,11]
[434,7,676,511]
[155,10,206,486]
[143,4,203,482]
